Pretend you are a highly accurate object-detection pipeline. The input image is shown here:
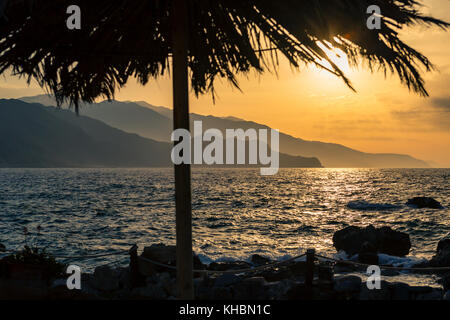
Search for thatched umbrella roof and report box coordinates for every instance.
[0,0,447,299]
[0,0,447,112]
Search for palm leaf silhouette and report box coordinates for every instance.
[0,0,447,298]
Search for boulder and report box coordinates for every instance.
[408,285,433,294]
[358,241,379,265]
[208,261,251,272]
[263,280,293,299]
[377,226,411,256]
[92,265,120,292]
[440,275,450,291]
[258,267,293,282]
[429,238,450,267]
[131,283,167,299]
[0,243,5,252]
[437,238,450,253]
[318,265,334,283]
[333,225,411,256]
[214,274,242,287]
[334,275,362,293]
[359,280,391,300]
[414,288,443,300]
[232,277,268,300]
[139,243,205,276]
[406,197,443,209]
[389,282,410,300]
[211,286,233,299]
[250,254,272,266]
[444,290,450,300]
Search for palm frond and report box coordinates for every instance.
[0,0,447,111]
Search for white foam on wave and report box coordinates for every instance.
[377,253,427,268]
[196,251,306,265]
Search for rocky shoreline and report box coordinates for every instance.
[1,222,450,300]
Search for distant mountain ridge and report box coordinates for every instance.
[0,99,171,167]
[1,99,320,168]
[19,94,429,168]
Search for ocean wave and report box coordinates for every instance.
[377,253,427,268]
[346,200,403,211]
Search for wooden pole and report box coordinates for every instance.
[305,248,315,287]
[305,248,315,299]
[171,0,194,300]
[129,244,143,288]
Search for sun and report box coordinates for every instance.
[316,42,351,74]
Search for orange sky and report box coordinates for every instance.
[1,0,449,166]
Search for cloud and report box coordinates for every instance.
[431,97,450,110]
[0,86,43,98]
[391,96,450,132]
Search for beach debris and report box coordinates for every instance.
[333,225,411,257]
[406,197,443,209]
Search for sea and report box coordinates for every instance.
[0,168,448,286]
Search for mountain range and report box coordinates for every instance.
[19,94,429,168]
[0,99,320,168]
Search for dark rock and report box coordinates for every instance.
[377,226,411,256]
[389,282,410,300]
[214,274,242,287]
[439,275,450,291]
[333,225,411,256]
[318,265,334,283]
[437,238,450,254]
[0,243,5,252]
[0,278,48,299]
[429,238,450,267]
[406,197,443,209]
[359,280,391,300]
[333,262,360,273]
[444,290,450,300]
[232,277,267,300]
[380,269,400,277]
[250,254,272,266]
[131,283,167,299]
[211,286,233,299]
[414,288,443,300]
[139,243,205,276]
[92,265,120,292]
[258,268,293,282]
[358,252,379,265]
[146,272,176,297]
[283,281,308,300]
[333,225,377,255]
[334,275,362,293]
[208,261,251,272]
[288,261,307,276]
[358,241,379,264]
[263,280,293,299]
[408,285,433,294]
[194,279,213,300]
